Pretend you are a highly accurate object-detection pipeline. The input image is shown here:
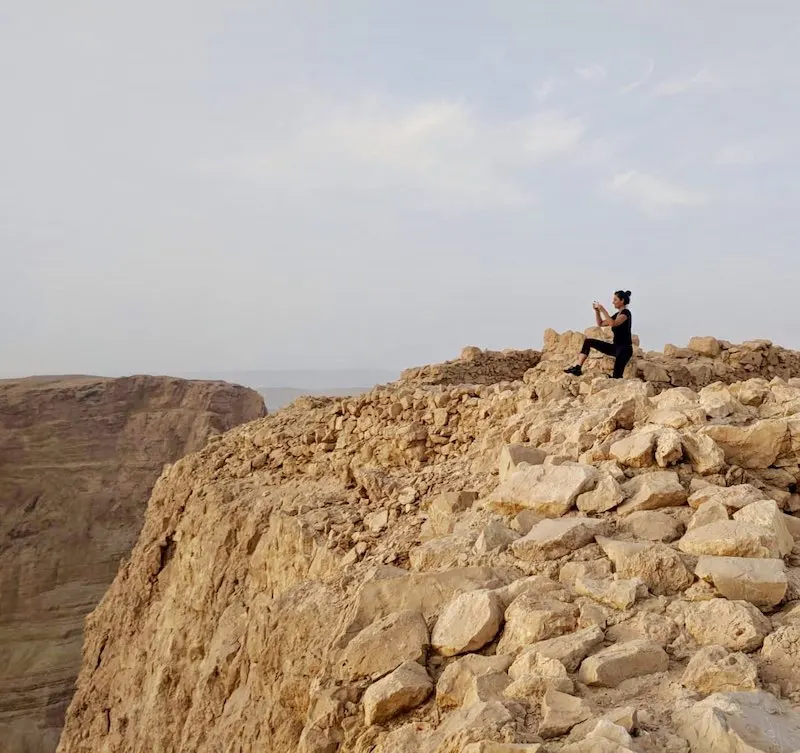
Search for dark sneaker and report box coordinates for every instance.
[564,365,582,376]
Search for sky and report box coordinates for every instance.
[2,1,800,378]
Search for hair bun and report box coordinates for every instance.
[625,290,632,297]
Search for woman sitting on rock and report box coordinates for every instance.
[564,290,633,379]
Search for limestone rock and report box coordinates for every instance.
[595,536,649,568]
[462,743,543,753]
[687,483,768,511]
[487,464,598,517]
[680,645,759,695]
[619,472,687,515]
[760,625,800,695]
[610,432,656,469]
[578,640,668,688]
[682,433,726,475]
[574,576,644,611]
[699,383,742,419]
[684,599,771,651]
[688,336,721,357]
[432,590,504,656]
[524,625,605,673]
[363,660,433,726]
[621,510,683,542]
[504,652,573,698]
[499,444,547,482]
[559,560,613,587]
[539,689,593,739]
[695,556,787,608]
[655,427,684,468]
[426,491,479,537]
[511,517,605,562]
[614,543,694,596]
[605,611,680,648]
[436,654,512,710]
[702,419,789,469]
[733,499,794,557]
[409,534,475,570]
[496,596,579,655]
[678,520,781,558]
[678,691,800,753]
[475,521,520,555]
[686,501,729,532]
[340,610,429,680]
[576,473,624,514]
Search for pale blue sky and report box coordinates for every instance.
[2,1,799,376]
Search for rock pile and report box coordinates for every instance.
[55,334,800,753]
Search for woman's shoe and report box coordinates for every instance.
[564,365,582,376]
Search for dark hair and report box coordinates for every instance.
[615,289,631,306]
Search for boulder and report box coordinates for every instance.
[409,534,475,570]
[618,472,687,515]
[574,576,644,611]
[684,599,771,652]
[487,464,598,517]
[680,645,759,695]
[682,433,727,475]
[577,640,668,688]
[511,517,605,562]
[475,521,520,555]
[698,383,742,419]
[576,474,624,514]
[655,427,684,467]
[678,691,800,753]
[688,336,721,357]
[687,483,768,511]
[462,744,543,753]
[695,556,787,608]
[678,520,781,558]
[496,596,579,655]
[538,689,593,739]
[499,444,547,482]
[702,419,789,469]
[426,491,479,537]
[621,510,683,542]
[613,543,694,596]
[559,560,613,587]
[504,651,573,699]
[610,432,656,468]
[686,501,729,532]
[760,625,800,695]
[522,625,605,673]
[605,611,680,648]
[432,590,504,656]
[436,654,512,710]
[340,610,429,680]
[363,661,433,726]
[733,499,794,557]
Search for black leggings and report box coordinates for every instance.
[581,339,633,379]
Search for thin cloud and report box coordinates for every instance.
[575,63,607,82]
[205,99,591,211]
[534,78,556,103]
[608,170,709,216]
[619,59,655,94]
[524,111,586,160]
[650,68,719,98]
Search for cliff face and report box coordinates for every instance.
[55,336,800,753]
[0,375,266,753]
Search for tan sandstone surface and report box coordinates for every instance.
[53,332,800,753]
[0,375,266,753]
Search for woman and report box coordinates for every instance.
[564,290,633,379]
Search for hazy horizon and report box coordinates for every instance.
[3,2,800,377]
